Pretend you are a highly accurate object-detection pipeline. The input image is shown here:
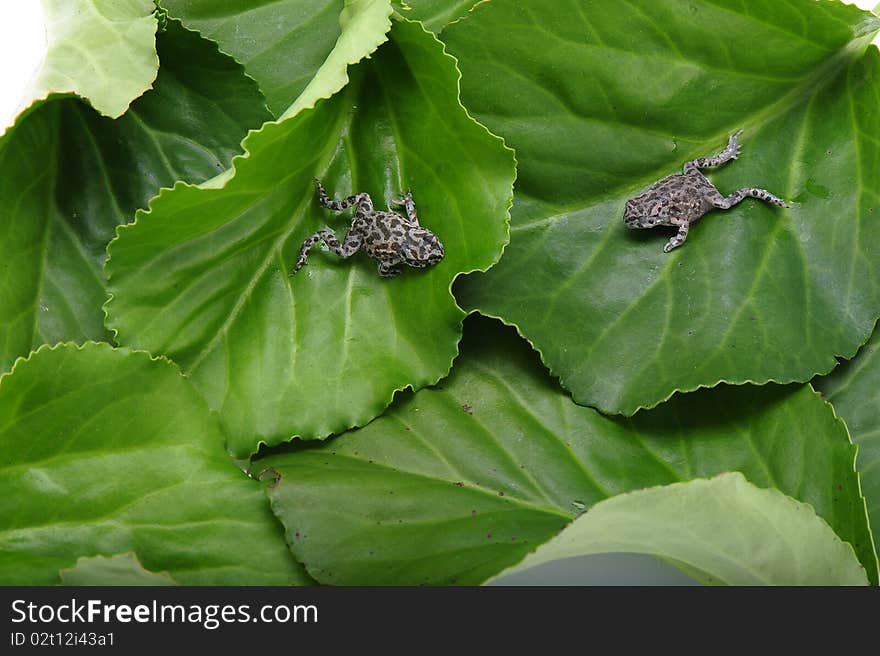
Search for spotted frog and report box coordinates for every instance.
[624,130,792,252]
[291,178,445,277]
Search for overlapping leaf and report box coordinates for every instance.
[253,316,874,585]
[281,0,394,118]
[0,344,307,585]
[491,473,869,586]
[446,0,880,415]
[394,0,485,32]
[0,20,271,372]
[23,0,158,120]
[160,0,391,117]
[105,20,515,458]
[817,323,880,547]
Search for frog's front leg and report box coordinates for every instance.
[683,130,743,173]
[663,223,690,253]
[290,228,363,275]
[391,190,419,225]
[712,187,792,210]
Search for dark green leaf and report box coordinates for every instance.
[816,323,880,551]
[161,0,390,116]
[253,316,874,584]
[446,0,880,415]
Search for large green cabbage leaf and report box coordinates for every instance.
[446,0,880,415]
[105,20,515,458]
[0,344,308,585]
[253,316,874,584]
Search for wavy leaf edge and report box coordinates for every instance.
[101,0,397,345]
[487,471,870,586]
[102,18,516,455]
[448,0,880,417]
[472,309,880,418]
[0,339,179,391]
[58,552,179,586]
[478,308,877,569]
[23,0,160,122]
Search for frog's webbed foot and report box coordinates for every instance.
[391,190,419,224]
[663,223,690,253]
[290,228,363,275]
[684,129,744,173]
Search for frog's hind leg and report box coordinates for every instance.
[683,130,743,173]
[663,223,690,253]
[377,259,403,278]
[712,187,792,210]
[291,228,363,275]
[391,191,419,225]
[314,178,373,213]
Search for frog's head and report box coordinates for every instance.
[403,227,445,269]
[623,199,658,229]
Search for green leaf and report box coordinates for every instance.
[281,0,394,119]
[393,0,486,32]
[0,20,271,372]
[59,553,178,586]
[446,0,880,415]
[253,316,874,585]
[490,473,869,586]
[0,343,308,585]
[23,0,159,119]
[105,20,515,458]
[160,0,393,117]
[816,324,880,552]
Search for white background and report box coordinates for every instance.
[0,2,46,129]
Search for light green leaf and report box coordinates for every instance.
[160,0,393,117]
[60,553,178,586]
[0,343,308,585]
[393,0,486,32]
[282,0,393,119]
[105,20,515,458]
[490,473,868,586]
[253,316,874,585]
[816,323,880,551]
[446,0,880,415]
[0,20,271,373]
[24,0,158,120]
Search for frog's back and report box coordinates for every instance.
[645,170,712,198]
